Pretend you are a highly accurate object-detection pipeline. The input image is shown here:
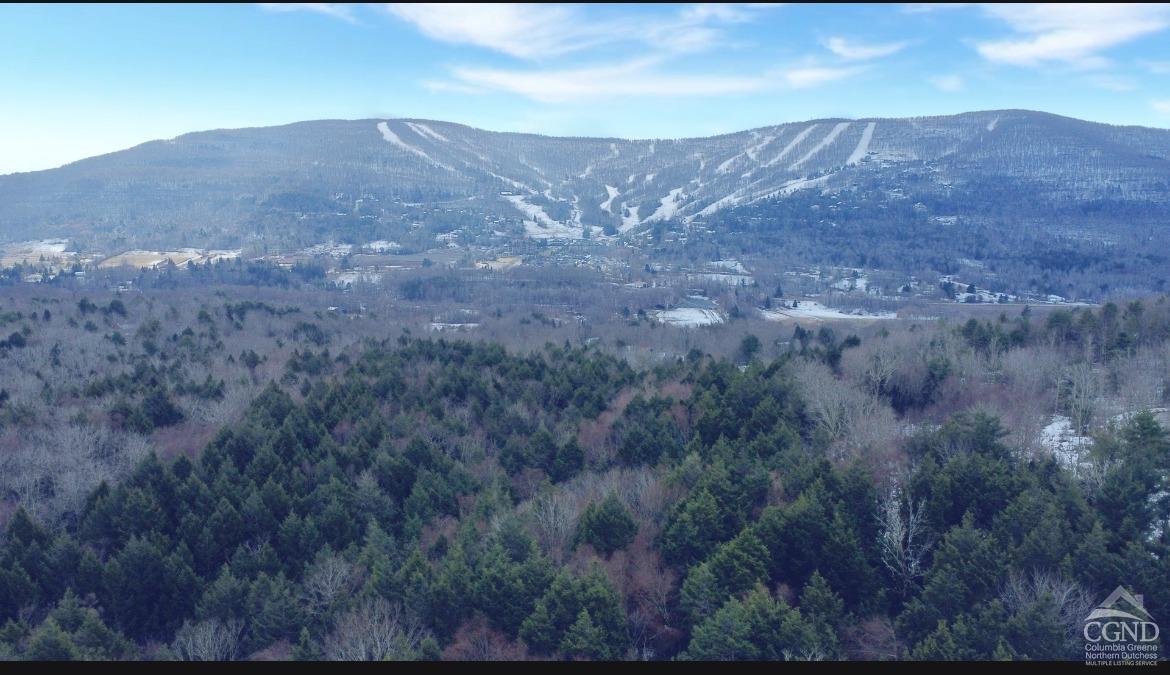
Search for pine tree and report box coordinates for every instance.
[574,493,637,555]
[560,609,606,660]
[24,619,78,661]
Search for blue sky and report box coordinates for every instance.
[2,3,1169,174]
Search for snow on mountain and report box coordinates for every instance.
[2,110,1169,246]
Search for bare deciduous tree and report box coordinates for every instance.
[529,490,576,561]
[301,552,356,618]
[791,359,901,461]
[172,618,244,661]
[323,599,431,661]
[877,486,931,598]
[1001,569,1094,653]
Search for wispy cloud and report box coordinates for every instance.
[1086,74,1138,92]
[437,57,857,103]
[258,3,357,23]
[384,4,598,59]
[783,65,862,88]
[445,59,766,103]
[900,3,975,14]
[823,36,908,61]
[928,74,964,92]
[1139,59,1170,75]
[974,4,1170,68]
[383,3,778,59]
[1154,100,1170,114]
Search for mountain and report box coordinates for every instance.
[1,110,1168,250]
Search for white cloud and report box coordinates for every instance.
[438,57,857,103]
[823,37,908,61]
[383,3,778,59]
[928,74,964,92]
[447,59,767,103]
[1154,100,1170,114]
[900,3,975,14]
[974,4,1170,68]
[783,65,862,88]
[258,3,357,23]
[384,4,597,59]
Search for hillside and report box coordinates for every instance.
[1,110,1168,250]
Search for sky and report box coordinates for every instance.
[2,2,1169,175]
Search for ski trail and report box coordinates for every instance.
[745,133,777,161]
[645,188,686,223]
[600,185,620,214]
[763,124,818,167]
[377,122,452,171]
[490,173,535,194]
[789,122,850,171]
[846,122,876,165]
[717,152,743,174]
[620,203,641,231]
[405,122,449,143]
[756,174,835,201]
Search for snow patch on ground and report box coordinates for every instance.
[1040,415,1092,471]
[764,124,818,167]
[653,308,724,327]
[987,116,999,132]
[333,270,383,287]
[429,322,480,332]
[832,274,868,292]
[711,259,749,274]
[789,122,850,171]
[847,122,876,165]
[760,301,896,321]
[689,273,753,286]
[405,122,449,143]
[600,185,620,215]
[377,122,452,171]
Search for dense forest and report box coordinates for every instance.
[1,292,1168,660]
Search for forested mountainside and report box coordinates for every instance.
[1,293,1168,661]
[1,110,1168,251]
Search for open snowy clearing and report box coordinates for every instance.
[1040,415,1092,472]
[760,301,897,321]
[652,308,724,327]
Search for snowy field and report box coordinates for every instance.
[652,308,724,327]
[99,248,241,269]
[688,273,753,286]
[760,301,897,321]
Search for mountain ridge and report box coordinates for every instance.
[1,109,1168,250]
